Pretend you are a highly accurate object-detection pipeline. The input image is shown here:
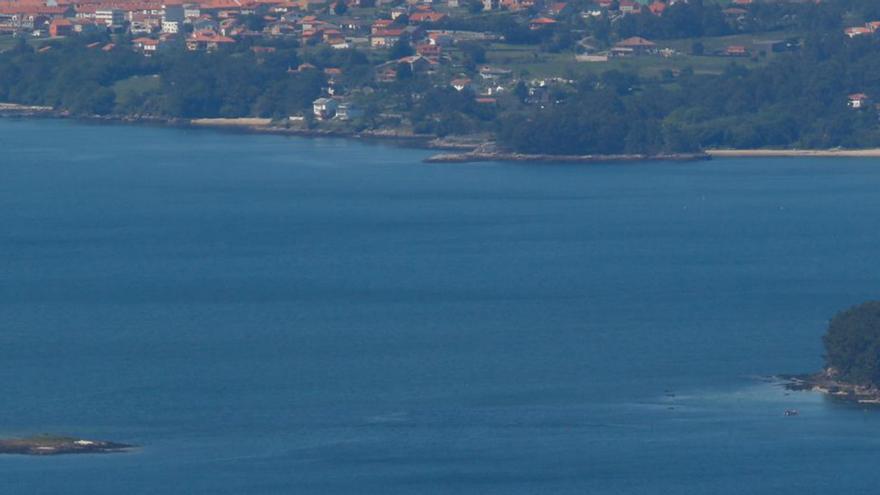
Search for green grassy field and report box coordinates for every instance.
[483,43,751,79]
[482,29,803,79]
[662,30,802,54]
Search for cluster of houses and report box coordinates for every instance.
[0,0,769,52]
[0,0,801,124]
[308,68,564,123]
[0,0,505,54]
[0,0,591,117]
[575,0,757,21]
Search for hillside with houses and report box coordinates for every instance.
[3,0,880,154]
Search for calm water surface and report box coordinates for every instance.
[2,119,880,494]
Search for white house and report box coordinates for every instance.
[335,103,363,120]
[849,93,869,109]
[450,78,473,92]
[95,9,123,26]
[313,97,338,120]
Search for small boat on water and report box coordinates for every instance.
[784,409,799,417]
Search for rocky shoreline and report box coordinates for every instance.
[0,436,134,455]
[9,106,878,164]
[783,369,880,405]
[0,106,465,150]
[0,105,706,161]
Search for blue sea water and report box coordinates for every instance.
[2,118,880,494]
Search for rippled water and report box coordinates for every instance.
[2,119,880,493]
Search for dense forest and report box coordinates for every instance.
[499,32,880,154]
[823,301,880,387]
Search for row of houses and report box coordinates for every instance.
[4,0,476,52]
[0,0,768,37]
[0,0,725,49]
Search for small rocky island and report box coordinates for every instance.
[0,436,133,456]
[786,301,880,404]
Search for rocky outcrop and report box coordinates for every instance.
[0,436,133,455]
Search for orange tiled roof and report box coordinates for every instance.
[0,4,68,14]
[189,29,235,42]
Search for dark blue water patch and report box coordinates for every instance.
[2,119,880,494]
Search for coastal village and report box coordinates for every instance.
[0,0,836,134]
[7,2,880,490]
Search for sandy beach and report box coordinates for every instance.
[707,149,880,158]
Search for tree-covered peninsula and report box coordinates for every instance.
[823,301,880,387]
[788,301,880,404]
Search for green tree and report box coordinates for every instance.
[388,37,413,60]
[513,81,528,102]
[824,301,880,386]
[458,42,486,65]
[396,62,413,80]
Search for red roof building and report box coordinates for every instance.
[186,29,235,50]
[409,11,445,23]
[648,1,666,16]
[49,17,73,36]
[725,45,749,56]
[528,17,556,30]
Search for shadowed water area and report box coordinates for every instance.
[2,119,880,493]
